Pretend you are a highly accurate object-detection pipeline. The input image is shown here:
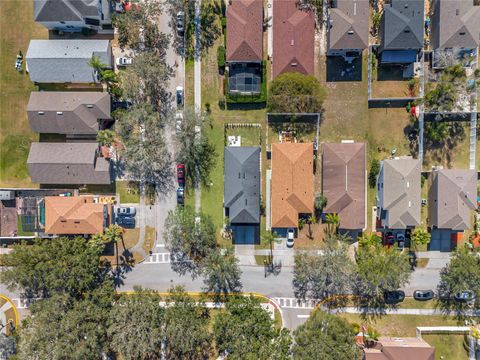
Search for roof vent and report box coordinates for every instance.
[38,111,44,115]
[348,30,354,35]
[291,39,294,46]
[87,104,94,108]
[57,111,63,115]
[291,62,298,67]
[456,9,459,16]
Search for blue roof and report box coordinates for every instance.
[381,50,417,64]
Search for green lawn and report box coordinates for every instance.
[0,0,48,187]
[422,334,469,360]
[225,125,261,147]
[116,181,140,204]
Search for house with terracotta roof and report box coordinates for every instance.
[44,196,108,235]
[226,0,263,94]
[363,337,435,360]
[327,0,369,59]
[270,143,314,236]
[272,0,315,79]
[322,142,366,237]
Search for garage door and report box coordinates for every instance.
[231,225,260,245]
[429,229,452,252]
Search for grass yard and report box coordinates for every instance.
[116,181,140,204]
[0,0,48,187]
[338,313,462,337]
[225,125,262,147]
[422,334,469,360]
[371,63,418,99]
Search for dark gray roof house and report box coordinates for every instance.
[428,169,477,231]
[34,0,112,32]
[376,157,421,229]
[224,147,260,224]
[431,0,480,50]
[27,142,112,185]
[26,40,111,83]
[380,0,424,63]
[27,92,111,135]
[327,0,369,57]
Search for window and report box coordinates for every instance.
[56,111,63,115]
[38,111,44,115]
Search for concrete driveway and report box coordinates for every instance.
[404,251,451,296]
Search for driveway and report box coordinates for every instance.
[404,251,451,296]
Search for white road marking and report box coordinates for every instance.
[297,315,310,318]
[274,297,316,309]
[144,252,171,264]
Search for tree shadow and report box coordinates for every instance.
[112,239,135,288]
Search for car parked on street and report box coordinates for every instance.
[116,216,136,228]
[177,11,185,35]
[176,187,184,205]
[175,112,183,134]
[176,86,184,106]
[413,290,435,301]
[286,228,295,248]
[177,163,185,188]
[384,290,405,304]
[116,206,136,217]
[454,290,476,303]
[116,57,133,66]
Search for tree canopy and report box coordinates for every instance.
[267,72,326,113]
[1,237,112,299]
[293,309,360,360]
[201,247,242,296]
[213,296,291,359]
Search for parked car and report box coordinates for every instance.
[175,112,183,134]
[177,11,185,34]
[413,290,435,301]
[176,187,184,205]
[116,57,133,66]
[116,216,135,228]
[454,290,476,303]
[385,231,395,245]
[177,164,185,188]
[384,290,405,304]
[116,206,136,217]
[112,100,133,110]
[286,229,295,248]
[176,86,184,106]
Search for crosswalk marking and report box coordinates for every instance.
[274,297,316,309]
[144,252,171,264]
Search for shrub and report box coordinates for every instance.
[217,46,226,69]
[368,159,380,188]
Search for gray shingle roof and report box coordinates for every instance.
[34,0,100,22]
[381,0,424,51]
[28,92,110,134]
[26,40,111,83]
[27,142,112,185]
[431,0,480,49]
[378,157,421,229]
[224,147,260,224]
[327,0,369,51]
[428,169,477,230]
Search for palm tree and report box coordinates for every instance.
[262,231,281,265]
[307,214,317,239]
[96,129,116,147]
[359,232,382,249]
[325,213,340,236]
[104,224,124,244]
[88,55,107,72]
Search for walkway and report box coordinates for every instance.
[194,0,202,212]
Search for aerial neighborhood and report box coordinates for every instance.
[0,0,479,359]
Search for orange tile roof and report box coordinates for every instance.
[45,196,105,235]
[271,143,314,228]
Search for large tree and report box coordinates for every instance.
[354,243,411,309]
[163,287,213,360]
[0,334,16,359]
[163,206,217,277]
[116,103,174,191]
[437,249,480,310]
[292,309,360,359]
[108,288,165,360]
[0,237,112,299]
[201,247,242,296]
[176,107,217,188]
[213,296,291,359]
[293,236,354,303]
[267,72,326,113]
[18,290,113,360]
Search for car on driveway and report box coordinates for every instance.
[177,11,185,35]
[176,86,184,106]
[116,216,135,228]
[286,228,295,248]
[413,290,435,301]
[176,187,184,205]
[116,206,136,217]
[116,57,133,66]
[454,290,476,303]
[384,290,405,304]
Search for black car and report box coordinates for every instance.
[454,290,476,303]
[116,216,136,229]
[413,290,435,301]
[112,100,133,111]
[384,290,405,304]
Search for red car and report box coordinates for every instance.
[177,164,185,188]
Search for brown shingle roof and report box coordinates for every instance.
[322,142,366,230]
[271,143,314,228]
[45,196,105,235]
[226,0,263,62]
[364,337,435,360]
[272,0,315,78]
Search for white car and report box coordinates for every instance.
[116,57,133,66]
[175,112,183,134]
[286,229,295,248]
[116,206,136,217]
